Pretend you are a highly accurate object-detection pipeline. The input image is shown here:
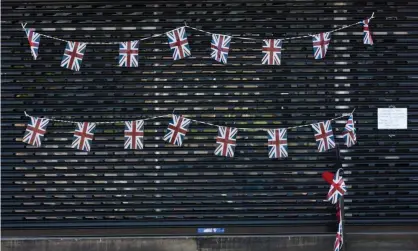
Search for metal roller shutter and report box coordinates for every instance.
[2,0,418,236]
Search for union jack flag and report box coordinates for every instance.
[23,117,49,147]
[327,172,347,204]
[262,39,282,65]
[362,18,374,45]
[71,122,96,152]
[267,128,288,159]
[164,115,191,146]
[311,120,335,152]
[61,41,87,71]
[24,28,41,60]
[167,27,191,60]
[342,115,357,148]
[334,221,344,251]
[312,32,331,60]
[119,40,139,67]
[124,120,144,150]
[211,34,231,64]
[215,126,238,157]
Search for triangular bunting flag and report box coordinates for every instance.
[215,126,237,157]
[211,34,231,64]
[342,115,357,147]
[23,117,49,147]
[24,28,41,60]
[164,115,191,146]
[262,39,282,65]
[362,18,374,45]
[61,41,87,71]
[167,27,191,60]
[311,120,335,152]
[71,122,96,152]
[119,40,139,67]
[313,32,331,59]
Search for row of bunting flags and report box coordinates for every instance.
[23,16,374,71]
[23,113,357,156]
[322,170,347,251]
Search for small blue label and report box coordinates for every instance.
[197,228,225,234]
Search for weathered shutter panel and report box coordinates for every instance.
[2,0,418,236]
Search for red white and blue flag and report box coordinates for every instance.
[211,34,231,64]
[71,122,96,152]
[61,41,87,71]
[215,126,238,157]
[327,173,347,204]
[311,121,335,152]
[342,115,356,147]
[267,128,288,159]
[23,117,49,147]
[334,221,344,251]
[119,41,139,67]
[124,120,144,150]
[24,28,41,60]
[167,27,191,60]
[164,115,191,146]
[362,18,374,45]
[262,39,282,65]
[313,32,331,59]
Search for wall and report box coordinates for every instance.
[3,234,418,251]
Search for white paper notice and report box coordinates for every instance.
[378,108,408,129]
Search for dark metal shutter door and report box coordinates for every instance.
[2,0,418,236]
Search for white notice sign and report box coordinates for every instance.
[378,108,408,129]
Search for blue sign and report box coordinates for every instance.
[197,228,225,234]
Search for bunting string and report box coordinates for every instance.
[20,23,167,44]
[21,12,376,70]
[23,109,355,131]
[22,110,357,155]
[23,111,172,124]
[21,12,374,44]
